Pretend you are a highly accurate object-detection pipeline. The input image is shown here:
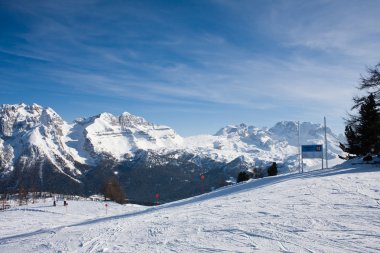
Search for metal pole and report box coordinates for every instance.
[322,146,324,170]
[324,117,328,169]
[298,121,301,173]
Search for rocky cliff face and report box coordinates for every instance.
[0,103,345,203]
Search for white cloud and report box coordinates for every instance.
[266,0,380,63]
[2,0,379,134]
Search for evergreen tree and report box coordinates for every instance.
[344,125,360,155]
[356,94,380,154]
[267,162,278,176]
[237,171,252,183]
[353,63,380,108]
[345,63,380,156]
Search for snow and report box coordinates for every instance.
[1,163,379,252]
[77,112,183,160]
[61,122,94,165]
[25,125,82,179]
[0,138,14,174]
[0,103,85,176]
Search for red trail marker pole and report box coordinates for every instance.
[155,193,159,206]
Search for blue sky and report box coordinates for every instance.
[1,0,380,136]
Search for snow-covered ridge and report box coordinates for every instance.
[0,103,344,174]
[75,111,183,160]
[182,121,344,170]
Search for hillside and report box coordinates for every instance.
[0,161,379,252]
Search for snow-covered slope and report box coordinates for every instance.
[0,162,378,252]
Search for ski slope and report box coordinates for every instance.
[0,162,379,252]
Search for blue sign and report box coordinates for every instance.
[302,145,323,158]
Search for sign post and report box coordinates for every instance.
[301,144,323,172]
[324,117,328,169]
[298,121,301,173]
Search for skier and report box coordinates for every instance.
[63,198,67,206]
[53,196,56,206]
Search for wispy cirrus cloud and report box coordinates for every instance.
[265,0,380,61]
[1,0,379,135]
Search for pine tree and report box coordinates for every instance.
[345,63,380,156]
[267,162,278,176]
[353,63,380,109]
[237,171,252,183]
[344,125,360,155]
[356,94,380,154]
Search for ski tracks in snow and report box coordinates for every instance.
[1,166,380,252]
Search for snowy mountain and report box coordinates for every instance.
[66,111,183,163]
[0,104,81,180]
[0,103,345,203]
[182,121,344,171]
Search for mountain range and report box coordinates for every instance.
[0,103,345,203]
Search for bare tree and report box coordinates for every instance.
[101,178,126,204]
[18,187,28,206]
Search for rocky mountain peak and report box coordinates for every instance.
[269,121,298,135]
[215,123,250,137]
[119,111,151,129]
[0,103,62,137]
